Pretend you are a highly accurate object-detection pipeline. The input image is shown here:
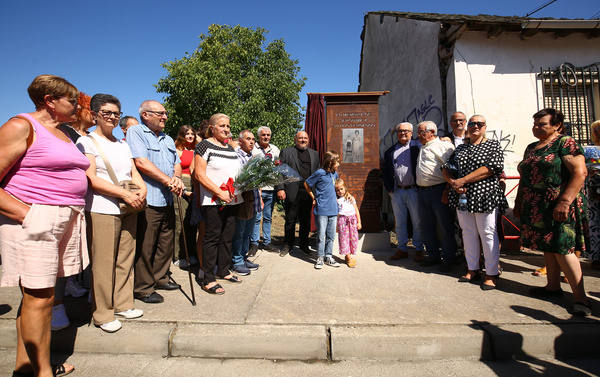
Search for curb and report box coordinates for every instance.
[171,324,328,360]
[330,324,486,361]
[2,319,599,361]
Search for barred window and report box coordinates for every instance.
[539,63,600,145]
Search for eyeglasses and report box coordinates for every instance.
[98,110,122,119]
[451,118,466,123]
[417,130,433,134]
[145,110,168,117]
[397,130,412,134]
[467,121,486,128]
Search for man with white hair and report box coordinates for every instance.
[250,126,281,255]
[127,100,185,304]
[382,122,425,261]
[231,130,261,275]
[416,121,457,272]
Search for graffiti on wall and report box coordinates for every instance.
[404,95,444,133]
[486,129,516,155]
[379,94,444,156]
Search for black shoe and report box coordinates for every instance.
[247,243,259,257]
[300,246,311,255]
[279,245,290,257]
[262,243,279,253]
[134,292,164,304]
[155,282,181,291]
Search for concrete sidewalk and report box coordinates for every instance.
[1,243,599,363]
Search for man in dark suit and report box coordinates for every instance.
[382,122,425,261]
[276,131,320,257]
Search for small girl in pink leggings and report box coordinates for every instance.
[335,179,361,267]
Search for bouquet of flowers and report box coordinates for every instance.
[234,156,301,192]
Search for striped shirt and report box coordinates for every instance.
[237,148,261,213]
[126,123,180,207]
[195,140,243,206]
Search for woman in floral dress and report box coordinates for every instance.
[514,108,591,316]
[584,120,600,269]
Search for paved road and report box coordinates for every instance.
[1,349,599,377]
[1,243,599,369]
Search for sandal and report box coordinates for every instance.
[572,301,592,316]
[480,275,498,291]
[12,363,74,377]
[219,275,242,284]
[53,364,75,377]
[458,271,481,283]
[202,283,225,295]
[532,266,547,276]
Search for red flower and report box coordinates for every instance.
[543,232,553,243]
[544,154,555,162]
[274,159,281,166]
[211,177,236,210]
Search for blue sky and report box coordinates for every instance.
[1,0,598,138]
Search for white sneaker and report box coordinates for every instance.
[99,319,122,333]
[115,308,144,319]
[65,276,87,298]
[51,304,70,331]
[314,257,324,270]
[325,256,340,267]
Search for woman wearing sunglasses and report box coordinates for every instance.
[442,115,507,290]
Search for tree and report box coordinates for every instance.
[156,24,306,148]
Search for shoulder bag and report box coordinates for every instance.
[87,135,145,214]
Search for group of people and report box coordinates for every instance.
[0,74,598,376]
[383,109,595,315]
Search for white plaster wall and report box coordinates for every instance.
[451,31,600,177]
[359,14,445,156]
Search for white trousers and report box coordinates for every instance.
[456,209,500,275]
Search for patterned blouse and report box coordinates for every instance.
[443,139,508,213]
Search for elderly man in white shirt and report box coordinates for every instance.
[416,120,457,272]
[250,126,281,255]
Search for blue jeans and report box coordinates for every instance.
[417,184,456,262]
[389,187,424,252]
[316,215,337,258]
[251,190,274,245]
[232,217,255,266]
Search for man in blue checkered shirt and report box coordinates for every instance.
[231,130,262,275]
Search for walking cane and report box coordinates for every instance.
[175,194,196,306]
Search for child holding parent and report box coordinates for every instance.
[304,151,341,269]
[335,178,361,268]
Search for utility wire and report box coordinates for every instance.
[524,0,559,17]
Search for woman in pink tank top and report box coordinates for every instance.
[0,75,89,377]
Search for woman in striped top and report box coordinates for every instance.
[193,113,243,295]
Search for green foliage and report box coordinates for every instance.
[156,24,306,148]
[234,156,300,191]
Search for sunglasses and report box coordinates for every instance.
[467,121,486,128]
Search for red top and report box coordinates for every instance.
[180,149,193,174]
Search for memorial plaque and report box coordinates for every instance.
[321,92,388,232]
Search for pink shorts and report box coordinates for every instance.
[0,203,89,289]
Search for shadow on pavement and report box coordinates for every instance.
[0,304,11,316]
[470,319,598,376]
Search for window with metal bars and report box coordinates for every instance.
[539,62,600,145]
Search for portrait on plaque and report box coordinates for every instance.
[342,128,364,163]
